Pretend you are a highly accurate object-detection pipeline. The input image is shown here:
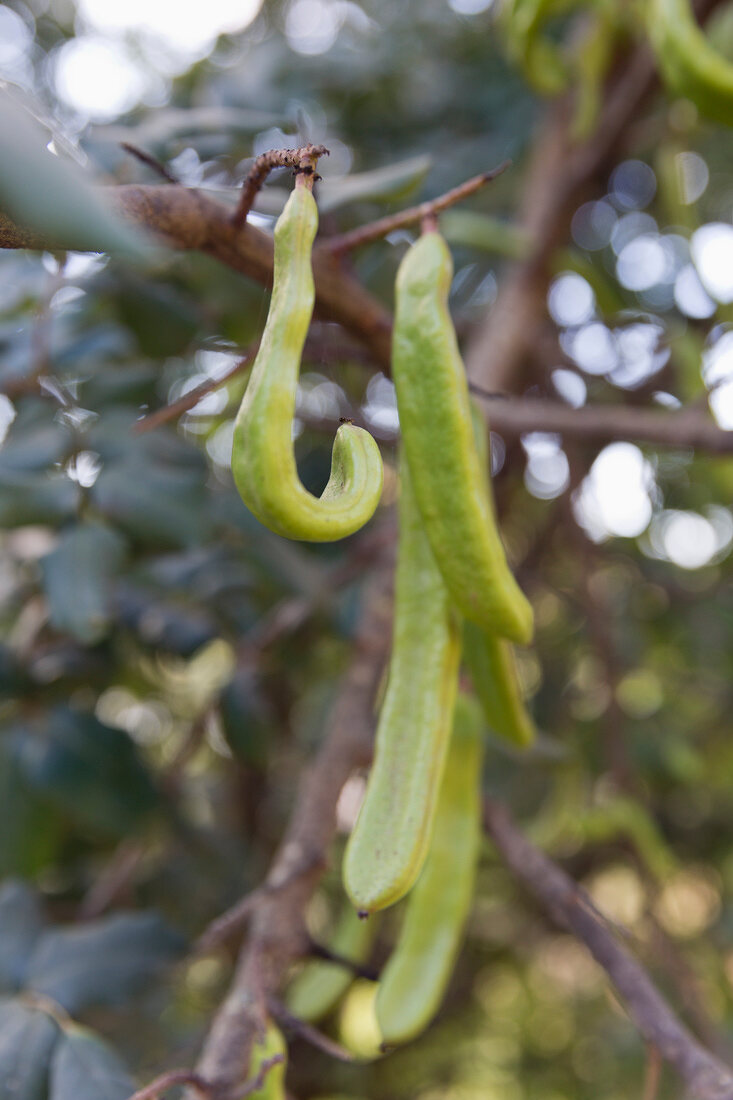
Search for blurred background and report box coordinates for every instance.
[2,1,733,1098]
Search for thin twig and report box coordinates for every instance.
[77,840,145,920]
[238,1054,285,1099]
[642,1044,663,1100]
[187,542,394,1097]
[232,144,330,228]
[196,854,326,955]
[133,349,257,434]
[326,160,511,255]
[127,1069,211,1100]
[267,996,355,1062]
[306,938,379,982]
[121,143,179,184]
[484,800,733,1100]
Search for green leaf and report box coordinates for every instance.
[0,93,151,257]
[0,422,73,473]
[115,278,200,356]
[91,458,213,548]
[8,707,158,839]
[0,882,46,992]
[0,747,63,877]
[0,471,79,528]
[0,999,60,1100]
[220,667,274,767]
[25,911,183,1015]
[49,1028,135,1100]
[317,155,433,212]
[41,523,127,645]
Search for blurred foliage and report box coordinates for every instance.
[1,0,733,1098]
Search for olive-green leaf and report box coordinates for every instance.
[8,706,158,839]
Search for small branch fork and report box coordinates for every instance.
[126,1055,284,1100]
[326,159,511,255]
[484,800,733,1100]
[232,143,330,228]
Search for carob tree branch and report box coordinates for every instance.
[473,394,733,453]
[232,143,330,226]
[485,800,733,1100]
[326,160,511,255]
[186,536,394,1097]
[0,183,393,371]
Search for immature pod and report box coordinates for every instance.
[286,903,378,1023]
[647,0,733,125]
[231,185,383,541]
[392,230,533,645]
[247,1021,287,1100]
[343,456,462,914]
[375,692,483,1047]
[463,621,535,748]
[463,401,536,749]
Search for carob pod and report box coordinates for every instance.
[343,454,461,915]
[232,183,383,541]
[286,903,378,1023]
[375,692,483,1046]
[391,228,533,644]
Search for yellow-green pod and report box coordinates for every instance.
[375,692,483,1047]
[286,904,378,1023]
[462,400,536,749]
[463,622,535,748]
[231,185,383,541]
[343,455,462,914]
[247,1021,287,1100]
[392,230,533,645]
[647,0,733,125]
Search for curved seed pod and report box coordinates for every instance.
[647,0,733,125]
[286,904,379,1023]
[247,1021,287,1100]
[375,692,483,1047]
[343,455,462,914]
[463,399,535,749]
[232,185,383,541]
[392,229,533,644]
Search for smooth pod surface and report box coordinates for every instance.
[463,620,535,748]
[648,0,733,125]
[375,692,483,1046]
[392,230,533,644]
[231,186,383,541]
[343,456,462,914]
[286,903,378,1023]
[463,399,535,749]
